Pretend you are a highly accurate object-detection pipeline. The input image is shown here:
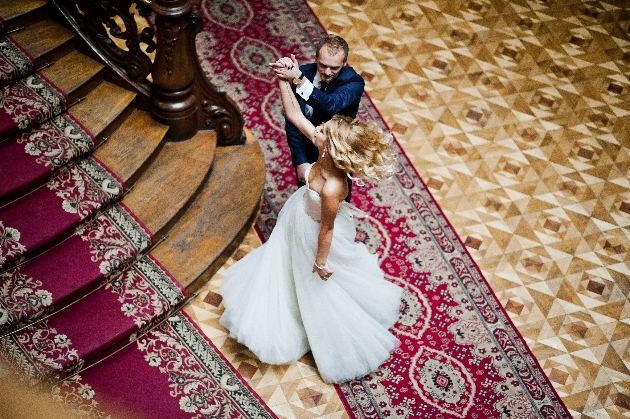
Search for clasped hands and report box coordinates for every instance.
[269,54,301,81]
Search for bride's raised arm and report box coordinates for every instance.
[270,56,316,140]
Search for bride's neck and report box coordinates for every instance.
[317,151,343,177]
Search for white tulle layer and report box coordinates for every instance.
[220,186,402,384]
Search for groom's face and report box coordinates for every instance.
[316,47,345,84]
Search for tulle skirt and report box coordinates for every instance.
[220,187,402,384]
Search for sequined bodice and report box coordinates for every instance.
[303,164,322,222]
[302,164,366,223]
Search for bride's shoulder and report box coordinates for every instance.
[320,175,347,202]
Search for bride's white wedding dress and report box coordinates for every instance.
[219,164,402,384]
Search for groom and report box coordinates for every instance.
[279,35,365,199]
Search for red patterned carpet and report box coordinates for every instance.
[195,0,571,417]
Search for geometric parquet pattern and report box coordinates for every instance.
[186,1,630,418]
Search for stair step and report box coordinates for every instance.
[0,35,36,87]
[0,72,67,140]
[10,19,74,69]
[94,110,169,187]
[0,0,48,33]
[152,135,264,294]
[0,114,95,205]
[39,50,104,105]
[0,80,134,205]
[0,203,152,333]
[0,157,124,270]
[69,80,137,143]
[121,131,217,239]
[2,254,185,381]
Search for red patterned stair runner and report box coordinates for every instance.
[53,312,278,419]
[0,202,151,333]
[0,254,185,381]
[0,73,67,140]
[0,114,95,204]
[0,157,124,270]
[0,33,35,85]
[0,28,278,419]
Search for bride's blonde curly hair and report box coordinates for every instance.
[326,115,396,182]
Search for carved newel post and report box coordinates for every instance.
[150,0,198,140]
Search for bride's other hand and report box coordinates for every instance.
[312,263,334,281]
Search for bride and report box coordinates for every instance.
[219,55,403,384]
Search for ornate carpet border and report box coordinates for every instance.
[0,35,35,84]
[170,311,278,419]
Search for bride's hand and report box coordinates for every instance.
[312,263,334,281]
[279,56,294,69]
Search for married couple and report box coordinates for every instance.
[219,35,403,384]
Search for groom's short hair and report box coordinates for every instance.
[315,35,349,63]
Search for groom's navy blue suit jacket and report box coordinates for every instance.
[285,62,365,169]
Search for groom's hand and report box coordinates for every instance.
[297,163,309,183]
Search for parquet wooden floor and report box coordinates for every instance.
[185,1,630,418]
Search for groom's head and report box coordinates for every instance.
[315,35,349,84]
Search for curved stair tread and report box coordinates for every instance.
[39,50,104,104]
[0,156,124,271]
[121,131,217,238]
[0,0,48,32]
[0,113,97,205]
[0,76,128,205]
[151,138,265,294]
[94,110,169,187]
[68,81,136,142]
[11,19,74,66]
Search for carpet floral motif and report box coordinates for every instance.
[195,0,569,417]
[106,255,184,330]
[201,0,254,31]
[52,374,110,418]
[0,221,26,267]
[0,268,51,331]
[0,73,66,135]
[4,319,83,381]
[137,312,276,419]
[47,157,123,220]
[17,114,95,169]
[0,329,42,384]
[0,156,122,269]
[77,203,151,276]
[0,35,34,85]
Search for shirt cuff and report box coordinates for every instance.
[296,78,314,101]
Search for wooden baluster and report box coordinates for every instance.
[150,0,198,141]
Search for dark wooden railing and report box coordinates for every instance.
[53,0,244,144]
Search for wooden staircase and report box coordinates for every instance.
[0,0,264,394]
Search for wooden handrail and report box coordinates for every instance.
[53,0,244,144]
